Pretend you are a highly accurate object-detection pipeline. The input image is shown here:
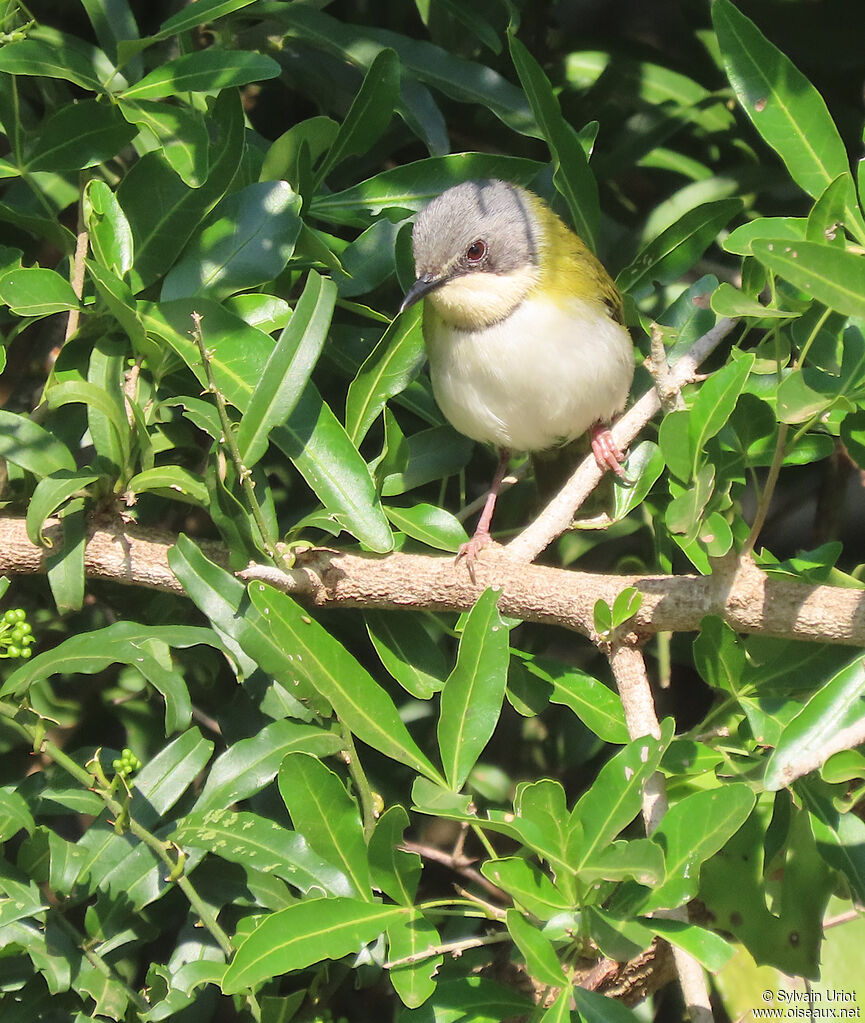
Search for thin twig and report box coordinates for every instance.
[742,423,788,555]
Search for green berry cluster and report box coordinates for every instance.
[112,748,142,778]
[0,608,34,659]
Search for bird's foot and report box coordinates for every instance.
[590,423,632,484]
[456,529,494,584]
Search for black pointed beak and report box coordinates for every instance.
[399,273,443,315]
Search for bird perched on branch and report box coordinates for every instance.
[400,178,634,568]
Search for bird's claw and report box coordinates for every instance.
[455,531,493,584]
[591,423,633,486]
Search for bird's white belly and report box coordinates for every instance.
[425,296,634,452]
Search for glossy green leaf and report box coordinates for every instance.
[0,267,80,316]
[764,655,865,790]
[174,808,354,897]
[0,621,219,698]
[387,911,441,1009]
[316,48,399,185]
[381,425,473,497]
[345,304,426,446]
[131,728,215,827]
[713,0,853,209]
[0,411,76,476]
[278,753,371,900]
[365,611,447,700]
[368,805,422,905]
[221,898,407,994]
[0,788,35,841]
[0,33,126,92]
[570,725,671,875]
[644,784,756,910]
[119,90,243,291]
[155,0,259,38]
[711,282,794,319]
[643,916,736,971]
[26,471,100,546]
[579,838,664,885]
[383,503,468,553]
[123,49,280,99]
[310,154,543,227]
[687,353,755,479]
[724,216,808,255]
[693,616,746,693]
[523,657,628,744]
[509,34,598,250]
[195,719,341,814]
[83,180,134,278]
[126,466,208,506]
[505,909,564,988]
[161,181,302,301]
[237,272,336,467]
[27,99,136,173]
[573,982,644,1023]
[333,218,401,298]
[610,441,665,522]
[752,240,865,320]
[44,505,86,615]
[247,582,442,782]
[45,381,127,465]
[480,857,570,919]
[508,779,574,882]
[800,779,865,903]
[118,99,210,187]
[617,198,742,299]
[438,588,509,790]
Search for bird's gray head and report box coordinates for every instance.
[400,179,543,329]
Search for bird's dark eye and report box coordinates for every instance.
[465,239,487,263]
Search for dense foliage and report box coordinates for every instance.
[1,0,864,1020]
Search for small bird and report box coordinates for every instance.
[399,178,634,567]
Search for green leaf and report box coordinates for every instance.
[509,34,598,250]
[687,353,755,479]
[118,99,210,187]
[386,911,441,1009]
[578,838,664,885]
[221,898,407,994]
[194,719,342,814]
[83,180,134,278]
[542,986,575,1023]
[247,582,442,783]
[693,616,746,693]
[278,753,371,900]
[237,272,336,468]
[161,181,302,301]
[310,154,543,228]
[617,198,742,299]
[26,99,136,173]
[438,588,509,790]
[610,441,665,523]
[126,466,208,506]
[528,658,629,744]
[0,411,76,476]
[0,788,35,842]
[724,216,808,255]
[45,381,128,464]
[710,282,795,319]
[26,471,100,546]
[643,785,756,910]
[752,240,865,320]
[764,655,865,791]
[368,805,421,905]
[119,90,243,291]
[505,909,564,988]
[365,611,447,700]
[132,728,215,827]
[345,304,426,446]
[570,726,671,876]
[643,916,736,971]
[480,857,570,919]
[316,48,399,185]
[800,779,865,903]
[155,0,259,38]
[383,504,468,554]
[713,0,853,211]
[0,33,126,93]
[573,983,642,1023]
[174,808,355,897]
[0,267,80,316]
[122,49,280,99]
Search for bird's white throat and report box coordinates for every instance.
[424,265,539,330]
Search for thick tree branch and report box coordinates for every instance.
[3,518,865,647]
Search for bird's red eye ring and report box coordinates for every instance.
[465,239,487,263]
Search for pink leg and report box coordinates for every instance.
[590,423,627,479]
[457,449,510,580]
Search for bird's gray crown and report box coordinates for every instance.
[411,179,540,278]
